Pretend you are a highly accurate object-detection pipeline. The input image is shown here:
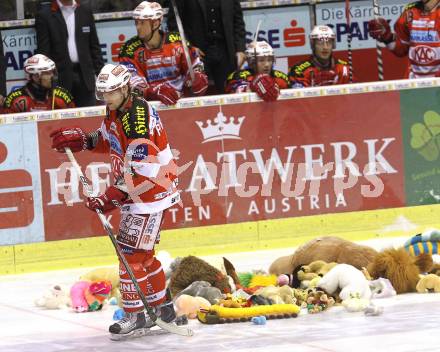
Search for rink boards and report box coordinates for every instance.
[0,79,440,273]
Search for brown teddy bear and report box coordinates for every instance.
[169,256,232,297]
[367,247,433,294]
[269,236,378,276]
[306,288,335,314]
[296,261,337,288]
[429,263,440,276]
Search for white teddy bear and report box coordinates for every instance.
[34,285,71,309]
[317,264,372,301]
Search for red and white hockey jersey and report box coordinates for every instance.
[288,57,351,87]
[92,92,179,214]
[391,1,440,78]
[2,83,75,113]
[118,31,201,95]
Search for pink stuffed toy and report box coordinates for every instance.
[70,280,112,312]
[70,281,91,312]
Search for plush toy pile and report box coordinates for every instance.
[34,267,120,312]
[268,236,378,276]
[33,232,440,325]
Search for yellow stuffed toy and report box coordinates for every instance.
[80,267,120,305]
[297,261,337,288]
[416,274,440,293]
[255,285,297,305]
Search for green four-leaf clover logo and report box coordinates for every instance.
[410,111,440,161]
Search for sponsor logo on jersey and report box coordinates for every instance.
[121,111,131,135]
[146,56,175,67]
[121,62,136,72]
[410,30,438,43]
[131,144,148,161]
[412,20,435,28]
[120,247,133,255]
[293,61,312,75]
[147,57,162,66]
[167,32,182,43]
[146,66,176,82]
[110,121,119,136]
[134,105,148,135]
[410,45,438,64]
[109,133,123,155]
[54,88,72,103]
[122,38,142,57]
[5,89,23,107]
[273,70,288,81]
[238,70,251,79]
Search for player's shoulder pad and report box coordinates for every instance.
[53,86,74,104]
[404,1,422,11]
[289,59,312,77]
[119,36,143,59]
[233,69,252,80]
[120,95,150,139]
[4,88,25,108]
[165,31,191,46]
[272,70,289,81]
[336,59,348,65]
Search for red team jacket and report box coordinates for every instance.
[225,69,290,93]
[92,93,179,214]
[118,31,201,95]
[391,1,440,78]
[288,57,351,87]
[2,84,75,113]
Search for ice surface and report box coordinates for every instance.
[1,238,439,352]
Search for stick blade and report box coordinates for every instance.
[155,318,194,336]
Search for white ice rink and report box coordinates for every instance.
[2,238,440,352]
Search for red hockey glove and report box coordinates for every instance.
[85,186,128,214]
[149,83,180,105]
[50,127,88,152]
[188,71,208,95]
[368,18,394,44]
[250,74,280,102]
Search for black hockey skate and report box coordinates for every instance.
[109,301,177,341]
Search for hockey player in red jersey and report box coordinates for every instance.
[289,26,351,87]
[50,64,179,340]
[3,54,75,113]
[118,1,208,106]
[225,40,290,101]
[368,0,440,78]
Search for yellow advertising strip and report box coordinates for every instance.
[0,246,15,275]
[2,203,439,275]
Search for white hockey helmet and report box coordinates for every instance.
[95,64,131,100]
[132,1,164,21]
[310,25,336,48]
[245,40,275,66]
[246,41,274,58]
[24,54,56,78]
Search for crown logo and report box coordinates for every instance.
[195,111,245,143]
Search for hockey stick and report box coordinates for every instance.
[345,0,354,82]
[169,0,195,87]
[63,147,193,337]
[372,0,384,80]
[248,20,262,70]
